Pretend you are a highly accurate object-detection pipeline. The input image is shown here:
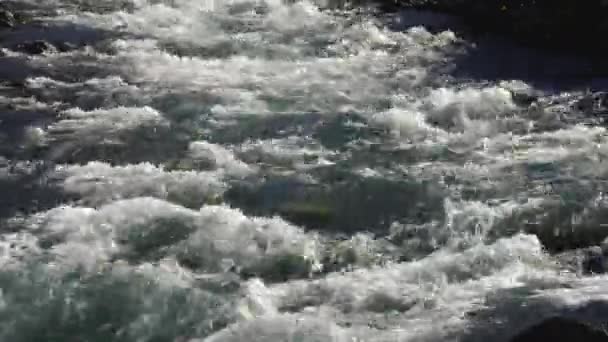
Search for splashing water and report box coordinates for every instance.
[1,0,608,341]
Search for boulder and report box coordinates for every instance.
[510,317,608,342]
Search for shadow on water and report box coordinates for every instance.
[386,9,608,93]
[0,22,109,49]
[447,35,607,93]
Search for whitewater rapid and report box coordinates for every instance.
[1,0,608,341]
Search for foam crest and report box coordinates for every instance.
[0,259,237,341]
[48,106,165,139]
[238,136,337,169]
[188,141,253,178]
[370,108,439,141]
[56,161,227,206]
[266,234,546,314]
[423,86,517,132]
[26,198,319,275]
[26,76,143,109]
[209,235,558,342]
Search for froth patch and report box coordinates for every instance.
[370,108,439,141]
[42,106,167,160]
[0,259,235,341]
[48,106,165,140]
[0,95,56,111]
[423,86,517,132]
[27,198,318,275]
[56,161,226,206]
[0,232,40,270]
[249,234,546,316]
[205,313,347,342]
[206,235,555,342]
[238,136,337,169]
[188,141,253,178]
[26,76,142,109]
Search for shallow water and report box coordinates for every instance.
[1,1,608,341]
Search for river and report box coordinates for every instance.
[1,1,608,341]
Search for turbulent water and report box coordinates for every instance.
[2,0,608,341]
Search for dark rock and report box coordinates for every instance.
[0,9,16,28]
[557,245,608,275]
[583,246,608,274]
[16,40,58,55]
[277,201,334,228]
[510,317,608,342]
[239,254,315,283]
[509,89,540,107]
[576,92,608,116]
[56,41,79,53]
[531,224,608,255]
[518,200,608,254]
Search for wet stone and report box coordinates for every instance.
[576,92,608,119]
[16,40,58,55]
[556,241,608,275]
[510,89,540,107]
[510,317,608,342]
[0,9,16,28]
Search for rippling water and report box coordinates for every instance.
[2,1,608,341]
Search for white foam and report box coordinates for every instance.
[422,86,517,132]
[26,76,143,109]
[183,204,320,273]
[108,41,400,116]
[206,313,348,342]
[4,1,608,341]
[52,3,459,118]
[238,137,337,169]
[370,108,438,141]
[26,198,319,274]
[56,161,227,206]
[188,141,253,178]
[208,234,561,342]
[0,253,235,342]
[0,95,57,111]
[47,105,165,140]
[0,232,41,270]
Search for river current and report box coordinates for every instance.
[1,1,608,341]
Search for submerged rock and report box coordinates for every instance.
[277,201,334,228]
[575,92,608,117]
[557,245,608,275]
[16,40,58,55]
[56,41,78,53]
[510,317,608,342]
[0,9,16,28]
[240,254,316,283]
